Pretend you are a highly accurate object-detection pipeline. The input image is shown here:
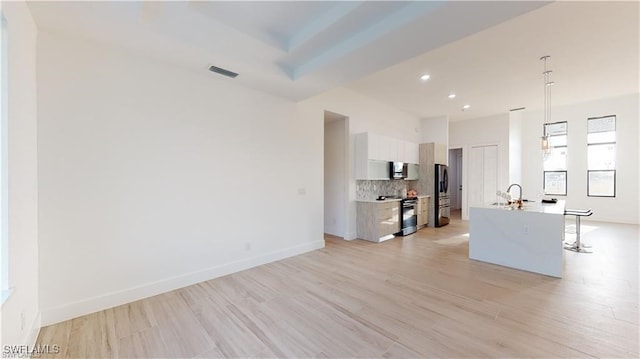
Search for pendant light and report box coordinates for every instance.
[540,55,554,154]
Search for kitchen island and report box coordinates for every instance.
[469,200,566,278]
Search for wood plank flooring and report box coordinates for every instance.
[36,217,639,358]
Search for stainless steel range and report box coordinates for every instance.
[397,197,418,236]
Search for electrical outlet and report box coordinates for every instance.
[20,311,25,331]
[523,225,529,235]
[244,242,251,251]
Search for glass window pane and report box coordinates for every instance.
[544,171,567,196]
[543,147,567,171]
[548,134,567,147]
[588,116,615,133]
[587,131,615,144]
[588,171,615,197]
[588,144,616,170]
[545,122,567,136]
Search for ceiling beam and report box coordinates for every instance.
[286,1,363,52]
[290,1,445,80]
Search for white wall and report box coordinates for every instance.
[36,32,324,325]
[520,94,639,224]
[421,115,449,145]
[0,0,40,348]
[305,88,422,144]
[451,95,639,224]
[301,87,422,239]
[449,113,510,220]
[324,116,346,237]
[508,110,524,185]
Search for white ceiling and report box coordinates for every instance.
[346,1,640,121]
[27,1,639,122]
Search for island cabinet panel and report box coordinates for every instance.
[469,200,566,278]
[356,200,401,242]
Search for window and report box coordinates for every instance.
[587,115,616,197]
[543,121,567,196]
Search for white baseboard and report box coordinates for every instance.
[41,240,325,326]
[344,231,357,240]
[25,311,41,348]
[323,227,340,237]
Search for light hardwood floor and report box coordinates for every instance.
[36,218,639,358]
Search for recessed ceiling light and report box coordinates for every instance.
[420,74,430,81]
[462,104,471,111]
[448,93,456,99]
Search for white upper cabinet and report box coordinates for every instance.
[396,140,406,163]
[405,142,419,164]
[355,133,419,180]
[356,133,388,180]
[378,135,397,162]
[395,139,419,164]
[365,133,380,160]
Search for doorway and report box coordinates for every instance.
[324,111,348,238]
[448,148,463,211]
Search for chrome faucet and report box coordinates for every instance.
[507,183,523,202]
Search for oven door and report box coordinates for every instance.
[399,200,418,235]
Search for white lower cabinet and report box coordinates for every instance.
[356,200,401,242]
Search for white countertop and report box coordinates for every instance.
[473,200,565,215]
[356,198,401,203]
[356,194,431,203]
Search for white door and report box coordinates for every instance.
[468,147,484,207]
[468,145,498,207]
[482,145,498,205]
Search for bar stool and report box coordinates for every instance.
[564,208,593,253]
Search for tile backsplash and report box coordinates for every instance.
[356,180,419,200]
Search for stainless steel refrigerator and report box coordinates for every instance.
[434,164,450,227]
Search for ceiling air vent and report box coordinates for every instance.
[208,65,238,79]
